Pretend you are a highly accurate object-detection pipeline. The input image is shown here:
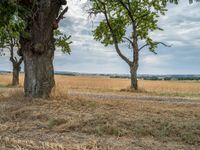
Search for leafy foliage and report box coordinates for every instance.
[90,0,168,54]
[0,15,25,54]
[0,0,29,27]
[0,0,72,55]
[54,30,72,54]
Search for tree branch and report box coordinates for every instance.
[139,42,171,51]
[18,57,23,65]
[56,6,69,23]
[116,0,135,23]
[123,37,133,45]
[10,57,15,63]
[155,42,172,47]
[96,0,132,66]
[139,44,148,51]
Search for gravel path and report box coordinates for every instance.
[68,90,200,105]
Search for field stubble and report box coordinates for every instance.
[0,74,200,149]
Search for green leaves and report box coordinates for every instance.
[0,0,29,27]
[0,15,25,50]
[93,16,127,46]
[54,30,72,54]
[90,0,167,53]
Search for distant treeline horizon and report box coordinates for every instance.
[0,70,200,81]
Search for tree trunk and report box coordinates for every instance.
[23,51,55,98]
[130,38,139,90]
[130,66,138,90]
[19,0,62,98]
[12,63,20,86]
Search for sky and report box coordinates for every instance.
[0,1,200,75]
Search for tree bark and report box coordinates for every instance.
[12,63,20,86]
[130,66,138,90]
[19,0,62,98]
[23,50,55,98]
[130,39,139,90]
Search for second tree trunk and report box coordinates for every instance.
[12,63,20,86]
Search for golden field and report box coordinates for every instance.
[1,74,200,97]
[0,74,200,149]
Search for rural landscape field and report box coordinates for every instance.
[1,0,200,150]
[0,74,200,149]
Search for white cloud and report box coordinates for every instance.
[142,54,173,65]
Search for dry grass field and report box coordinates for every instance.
[55,75,200,98]
[1,74,200,97]
[0,74,200,149]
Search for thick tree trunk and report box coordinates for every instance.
[23,51,55,98]
[12,63,20,86]
[19,0,62,98]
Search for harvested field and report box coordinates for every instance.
[0,74,200,149]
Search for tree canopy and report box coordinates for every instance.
[90,0,168,56]
[0,15,25,56]
[89,0,171,90]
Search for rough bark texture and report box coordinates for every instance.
[19,0,63,98]
[130,67,138,90]
[130,39,139,90]
[12,63,21,86]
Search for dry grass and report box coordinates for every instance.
[0,88,199,149]
[55,75,200,98]
[0,74,200,149]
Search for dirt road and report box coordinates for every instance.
[68,90,200,105]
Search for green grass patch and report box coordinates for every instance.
[0,84,6,88]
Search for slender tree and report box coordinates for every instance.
[0,0,70,98]
[0,16,25,86]
[90,0,169,90]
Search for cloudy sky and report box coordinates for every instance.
[0,1,200,75]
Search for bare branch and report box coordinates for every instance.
[56,6,69,23]
[139,44,148,51]
[155,42,172,47]
[123,37,134,46]
[139,42,171,51]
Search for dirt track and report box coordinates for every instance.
[68,90,200,105]
[1,87,200,105]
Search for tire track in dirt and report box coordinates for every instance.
[68,91,200,105]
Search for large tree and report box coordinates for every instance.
[0,20,71,87]
[90,0,169,90]
[0,0,70,98]
[0,15,25,86]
